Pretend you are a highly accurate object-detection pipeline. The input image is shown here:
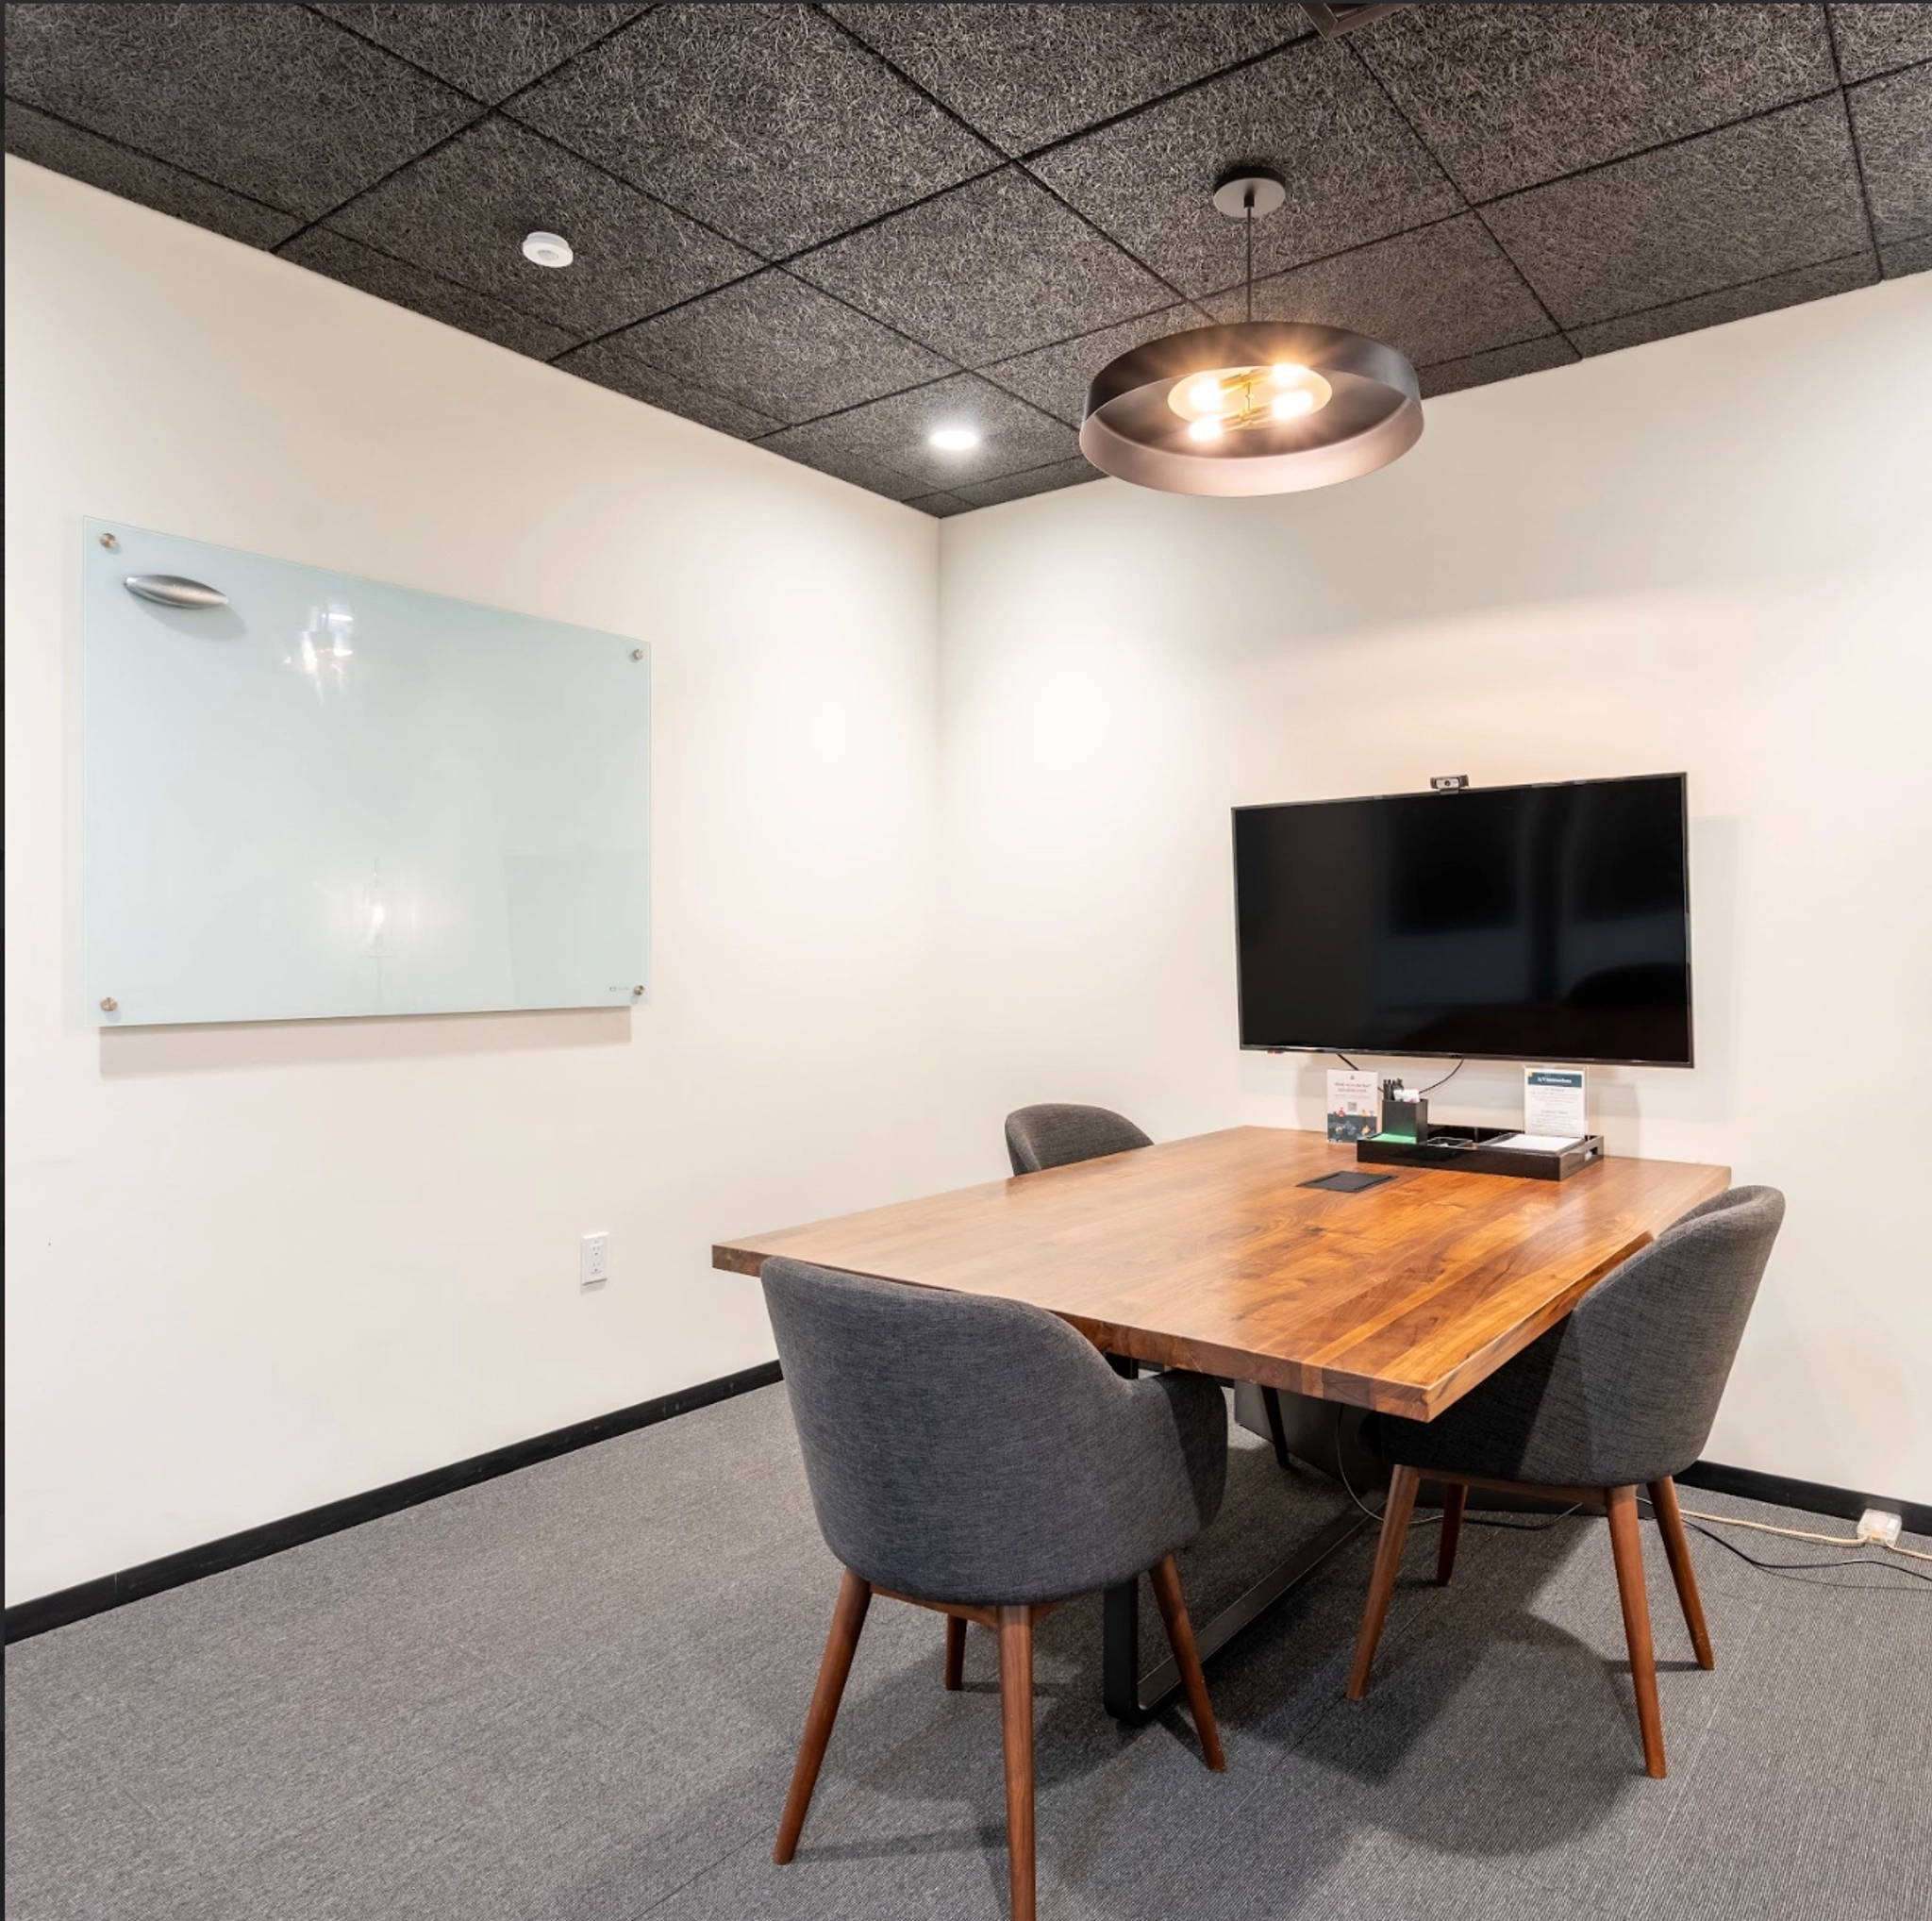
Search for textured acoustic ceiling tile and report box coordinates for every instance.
[1416,335,1578,399]
[1483,96,1869,326]
[280,227,580,359]
[554,337,782,440]
[980,302,1200,426]
[758,374,1079,497]
[3,3,481,219]
[507,3,996,257]
[327,118,758,338]
[1850,64,1932,244]
[824,3,1303,155]
[313,5,644,104]
[953,455,1102,509]
[1570,253,1879,357]
[1358,3,1836,202]
[1828,4,1932,81]
[580,271,953,425]
[903,491,976,517]
[2,102,302,248]
[790,167,1172,365]
[1881,232,1932,278]
[1027,39,1459,296]
[752,429,927,500]
[1200,216,1556,370]
[7,1,1906,509]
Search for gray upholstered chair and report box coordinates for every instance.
[1347,1184,1785,1778]
[1003,1102,1151,1175]
[763,1257,1228,1921]
[1005,1104,1308,1471]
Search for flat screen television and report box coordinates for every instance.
[1232,775,1692,1066]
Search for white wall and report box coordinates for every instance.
[4,159,943,1604]
[9,157,1929,1609]
[935,275,1932,1501]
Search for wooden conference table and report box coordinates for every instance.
[714,1127,1728,1720]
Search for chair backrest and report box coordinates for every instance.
[1506,1184,1786,1486]
[1004,1103,1152,1175]
[761,1259,1224,1605]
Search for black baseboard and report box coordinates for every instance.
[8,1401,1916,1645]
[4,1361,783,1645]
[1678,1459,1930,1540]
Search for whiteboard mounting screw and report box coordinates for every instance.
[100,996,119,1012]
[631,649,644,660]
[632,985,644,996]
[99,531,119,550]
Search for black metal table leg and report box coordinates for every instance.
[1102,1575,1143,1718]
[1102,1506,1372,1722]
[1259,1384,1293,1470]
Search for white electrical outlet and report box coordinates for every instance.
[580,1231,609,1289]
[1856,1508,1902,1547]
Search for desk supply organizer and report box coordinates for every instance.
[1357,1127,1605,1180]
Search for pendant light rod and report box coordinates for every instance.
[1246,199,1255,322]
[1212,165,1286,328]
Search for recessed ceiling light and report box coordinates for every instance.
[928,426,980,452]
[522,230,574,269]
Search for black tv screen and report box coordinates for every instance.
[1233,775,1692,1065]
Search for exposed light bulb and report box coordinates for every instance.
[1271,390,1316,420]
[928,425,980,451]
[1270,362,1309,385]
[1185,377,1226,413]
[1187,416,1224,443]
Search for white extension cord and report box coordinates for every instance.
[1675,1503,1932,1564]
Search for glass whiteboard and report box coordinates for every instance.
[83,520,649,1027]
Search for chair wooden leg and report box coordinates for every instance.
[1435,1482,1468,1587]
[1259,1385,1292,1469]
[998,1606,1037,1921]
[944,1613,967,1691]
[1648,1478,1715,1670]
[1607,1485,1667,1779]
[1348,1462,1420,1700]
[774,1569,872,1863]
[1147,1554,1225,1771]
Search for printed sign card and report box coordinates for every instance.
[1326,1069,1379,1142]
[1524,1065,1587,1142]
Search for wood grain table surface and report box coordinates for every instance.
[713,1128,1730,1421]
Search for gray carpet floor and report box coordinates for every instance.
[7,1384,1929,1921]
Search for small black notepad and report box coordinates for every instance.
[1299,1169,1395,1194]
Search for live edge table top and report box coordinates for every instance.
[712,1128,1729,1422]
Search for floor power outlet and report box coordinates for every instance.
[1855,1508,1902,1547]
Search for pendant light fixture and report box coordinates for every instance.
[1080,168,1422,496]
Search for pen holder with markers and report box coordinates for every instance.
[1379,1081,1428,1144]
